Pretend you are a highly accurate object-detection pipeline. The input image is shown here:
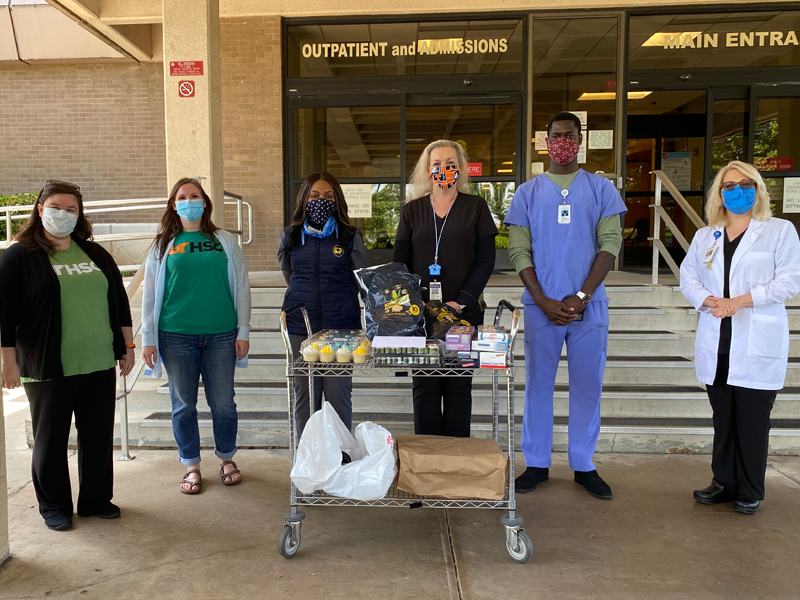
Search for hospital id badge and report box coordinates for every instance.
[430,281,443,301]
[558,205,571,224]
[702,245,718,263]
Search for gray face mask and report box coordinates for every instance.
[41,207,78,238]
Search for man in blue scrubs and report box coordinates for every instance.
[505,112,626,499]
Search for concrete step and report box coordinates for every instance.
[252,284,800,310]
[150,381,800,420]
[251,306,702,332]
[235,354,800,387]
[121,411,800,456]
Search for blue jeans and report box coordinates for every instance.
[159,328,238,466]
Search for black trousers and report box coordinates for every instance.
[412,307,484,437]
[706,354,777,501]
[24,368,117,518]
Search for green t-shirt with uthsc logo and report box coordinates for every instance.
[159,231,237,335]
[52,243,117,377]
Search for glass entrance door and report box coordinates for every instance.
[287,93,522,262]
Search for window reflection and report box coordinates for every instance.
[405,104,517,178]
[755,97,800,172]
[531,17,618,174]
[293,106,401,179]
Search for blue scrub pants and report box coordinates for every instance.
[521,301,609,472]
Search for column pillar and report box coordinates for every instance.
[162,0,225,225]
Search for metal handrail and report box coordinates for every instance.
[650,170,706,285]
[0,192,253,249]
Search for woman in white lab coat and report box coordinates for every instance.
[680,160,800,515]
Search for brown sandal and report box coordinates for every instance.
[180,469,202,495]
[220,460,242,486]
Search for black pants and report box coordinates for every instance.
[412,307,484,437]
[24,368,117,518]
[706,354,777,501]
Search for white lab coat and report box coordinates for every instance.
[680,218,800,390]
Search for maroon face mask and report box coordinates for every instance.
[546,137,580,166]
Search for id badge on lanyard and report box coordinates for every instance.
[703,231,722,270]
[429,198,453,302]
[558,189,570,224]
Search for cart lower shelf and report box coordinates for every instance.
[295,482,511,509]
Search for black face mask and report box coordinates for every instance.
[306,198,336,228]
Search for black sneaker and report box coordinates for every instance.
[78,502,121,519]
[515,467,549,493]
[44,513,73,531]
[574,470,613,499]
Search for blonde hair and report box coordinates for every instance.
[407,140,471,200]
[706,160,772,227]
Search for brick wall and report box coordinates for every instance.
[220,16,284,270]
[0,16,285,269]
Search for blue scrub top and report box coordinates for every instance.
[505,169,627,305]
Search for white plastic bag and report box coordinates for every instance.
[290,403,397,500]
[324,421,398,501]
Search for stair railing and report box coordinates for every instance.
[650,170,706,285]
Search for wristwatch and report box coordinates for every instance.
[576,291,592,304]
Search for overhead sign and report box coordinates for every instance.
[178,81,195,98]
[301,38,508,59]
[657,31,800,49]
[170,61,203,76]
[340,184,372,218]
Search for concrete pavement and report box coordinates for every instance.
[2,445,799,600]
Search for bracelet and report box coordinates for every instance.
[126,344,136,349]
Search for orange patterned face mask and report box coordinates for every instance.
[430,165,461,189]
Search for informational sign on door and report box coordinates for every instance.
[340,184,372,218]
[589,130,614,150]
[783,177,800,213]
[467,163,482,176]
[578,135,587,165]
[661,152,692,190]
[534,131,548,151]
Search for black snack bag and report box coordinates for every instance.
[424,301,472,340]
[354,262,425,340]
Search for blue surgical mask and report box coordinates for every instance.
[176,199,205,222]
[721,186,757,215]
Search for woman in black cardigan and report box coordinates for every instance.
[0,180,134,531]
[394,140,497,437]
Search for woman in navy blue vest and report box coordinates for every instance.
[279,172,366,434]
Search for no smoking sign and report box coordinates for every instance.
[178,80,195,97]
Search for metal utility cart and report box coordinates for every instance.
[278,300,531,563]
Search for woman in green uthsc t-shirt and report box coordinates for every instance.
[141,178,252,495]
[0,180,135,532]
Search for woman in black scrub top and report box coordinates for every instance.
[680,160,800,515]
[394,139,497,437]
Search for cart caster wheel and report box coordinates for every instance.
[506,530,533,563]
[278,524,301,558]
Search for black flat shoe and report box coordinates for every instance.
[44,513,73,531]
[693,480,736,505]
[734,497,760,515]
[78,502,121,519]
[574,470,613,499]
[515,467,549,493]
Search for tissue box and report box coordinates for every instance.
[477,325,508,342]
[471,340,508,353]
[445,325,475,351]
[479,352,507,369]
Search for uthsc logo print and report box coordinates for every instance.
[169,240,224,255]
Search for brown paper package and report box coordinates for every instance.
[396,434,508,500]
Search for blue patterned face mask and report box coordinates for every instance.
[306,198,336,226]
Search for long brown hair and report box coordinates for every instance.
[153,178,220,259]
[288,172,356,248]
[15,181,93,256]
